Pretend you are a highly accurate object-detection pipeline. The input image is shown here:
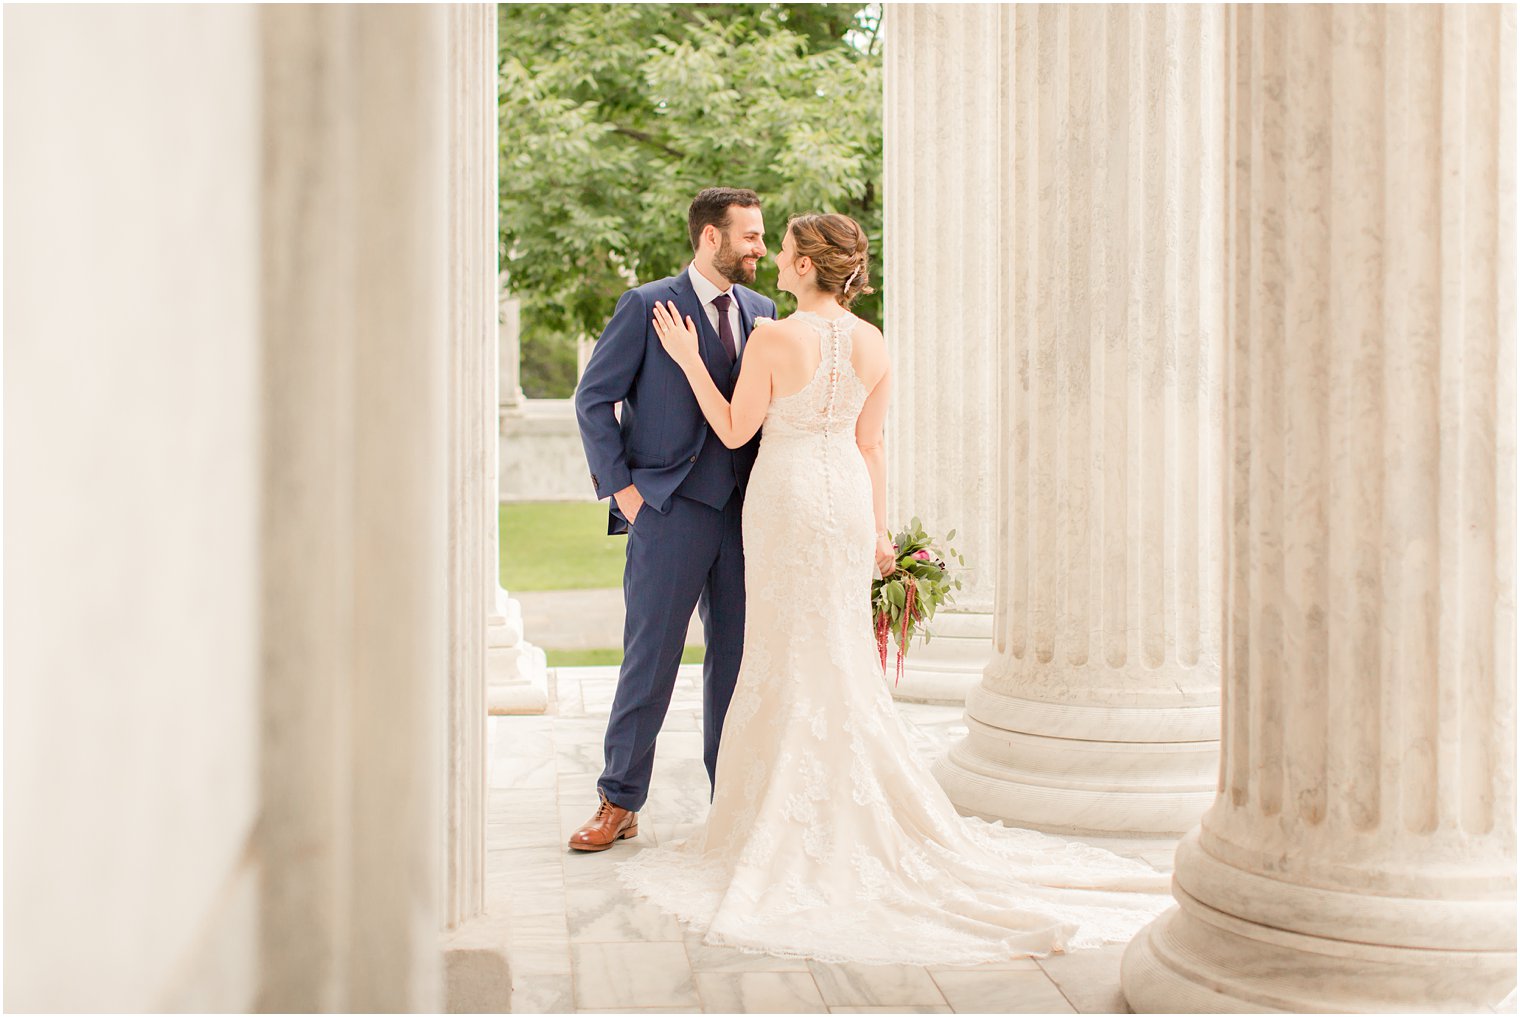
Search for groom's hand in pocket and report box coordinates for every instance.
[614,483,644,526]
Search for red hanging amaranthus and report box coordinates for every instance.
[895,581,916,685]
[873,571,918,687]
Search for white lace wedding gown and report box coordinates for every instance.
[616,310,1174,966]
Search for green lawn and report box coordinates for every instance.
[500,500,625,591]
[503,501,704,668]
[546,646,706,668]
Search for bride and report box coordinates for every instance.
[620,211,1172,966]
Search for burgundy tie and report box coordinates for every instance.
[712,293,737,363]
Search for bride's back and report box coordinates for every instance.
[767,311,888,404]
[746,308,883,548]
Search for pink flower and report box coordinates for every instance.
[913,549,931,561]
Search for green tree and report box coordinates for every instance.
[499,3,883,397]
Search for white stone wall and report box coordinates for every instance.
[4,8,263,1010]
[496,291,596,504]
[499,399,600,503]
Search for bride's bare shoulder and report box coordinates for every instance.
[849,317,887,360]
[746,316,811,356]
[846,317,889,389]
[849,316,885,346]
[761,315,815,335]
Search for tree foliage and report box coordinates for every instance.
[498,3,883,397]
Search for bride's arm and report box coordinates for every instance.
[653,300,774,449]
[855,360,893,566]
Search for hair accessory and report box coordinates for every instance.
[844,264,862,291]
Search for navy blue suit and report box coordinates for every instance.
[574,269,776,812]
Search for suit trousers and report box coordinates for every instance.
[599,490,745,812]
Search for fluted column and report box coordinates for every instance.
[486,37,547,711]
[487,286,549,714]
[260,6,447,1010]
[882,4,1000,704]
[933,4,1227,836]
[443,2,494,931]
[485,118,547,720]
[6,7,264,1008]
[342,7,450,1008]
[499,282,526,417]
[1123,6,1516,1011]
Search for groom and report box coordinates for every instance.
[570,187,775,851]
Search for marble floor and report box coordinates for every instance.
[488,666,1180,1015]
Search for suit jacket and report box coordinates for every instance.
[574,269,777,534]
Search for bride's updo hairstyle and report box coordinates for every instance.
[787,212,876,308]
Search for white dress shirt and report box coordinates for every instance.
[686,264,743,357]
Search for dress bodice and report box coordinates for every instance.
[762,311,870,440]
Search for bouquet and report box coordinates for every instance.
[870,517,966,685]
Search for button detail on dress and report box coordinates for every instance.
[689,455,697,463]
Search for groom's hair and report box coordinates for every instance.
[687,187,761,252]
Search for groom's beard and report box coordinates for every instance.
[715,234,756,285]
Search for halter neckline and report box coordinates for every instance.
[792,309,856,326]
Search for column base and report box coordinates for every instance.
[886,610,992,705]
[487,645,548,714]
[442,913,514,1013]
[487,591,548,715]
[1122,887,1518,1013]
[933,685,1217,835]
[1123,827,1518,1012]
[933,748,1213,837]
[498,389,526,419]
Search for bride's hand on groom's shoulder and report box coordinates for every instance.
[652,300,700,369]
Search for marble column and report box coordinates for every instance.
[5,7,263,1009]
[259,6,448,1010]
[1123,5,1517,1011]
[488,304,550,714]
[931,4,1226,836]
[576,334,595,380]
[8,5,454,1010]
[438,11,519,1008]
[486,601,549,714]
[499,283,527,416]
[489,280,548,713]
[345,23,450,1002]
[881,4,999,704]
[443,1,493,931]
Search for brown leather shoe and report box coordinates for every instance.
[568,793,638,852]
